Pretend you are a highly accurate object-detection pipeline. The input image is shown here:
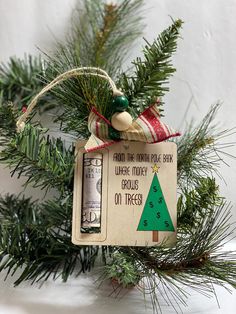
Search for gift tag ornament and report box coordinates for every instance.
[15,66,180,247]
[73,141,177,246]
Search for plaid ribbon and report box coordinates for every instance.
[85,103,180,152]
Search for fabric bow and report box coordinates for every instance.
[85,102,180,152]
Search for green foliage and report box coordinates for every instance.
[43,0,144,137]
[120,19,183,116]
[0,56,45,108]
[71,0,144,75]
[0,194,98,285]
[0,100,17,145]
[0,124,74,193]
[177,177,222,228]
[102,251,141,287]
[114,201,236,312]
[177,104,235,187]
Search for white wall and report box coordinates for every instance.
[0,0,77,62]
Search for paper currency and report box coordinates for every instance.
[81,152,102,229]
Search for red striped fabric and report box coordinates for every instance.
[84,103,181,152]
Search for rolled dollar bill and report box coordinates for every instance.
[81,152,102,229]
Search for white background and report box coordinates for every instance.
[0,0,236,313]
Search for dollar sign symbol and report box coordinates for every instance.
[143,220,148,226]
[156,212,161,219]
[165,221,169,228]
[153,185,157,192]
[149,201,154,208]
[158,197,163,204]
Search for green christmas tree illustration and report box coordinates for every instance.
[137,167,175,232]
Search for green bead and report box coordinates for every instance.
[113,95,129,112]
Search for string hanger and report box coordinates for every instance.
[16,67,129,133]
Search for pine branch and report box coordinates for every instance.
[0,100,17,145]
[42,0,144,137]
[0,124,74,193]
[104,201,236,312]
[0,194,98,285]
[119,19,183,116]
[0,55,46,108]
[43,72,114,138]
[177,104,236,188]
[71,0,144,76]
[177,177,222,229]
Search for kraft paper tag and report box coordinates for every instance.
[72,141,177,247]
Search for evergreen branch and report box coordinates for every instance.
[0,55,46,108]
[42,0,144,136]
[0,124,74,193]
[43,71,113,137]
[120,19,183,115]
[0,100,17,145]
[177,177,222,229]
[177,104,236,187]
[104,201,235,312]
[0,194,98,285]
[71,0,144,76]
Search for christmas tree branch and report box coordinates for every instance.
[177,176,222,229]
[0,194,98,285]
[70,0,144,76]
[104,201,235,312]
[0,124,74,193]
[41,0,144,136]
[177,104,236,187]
[0,100,17,145]
[0,56,46,108]
[120,19,183,115]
